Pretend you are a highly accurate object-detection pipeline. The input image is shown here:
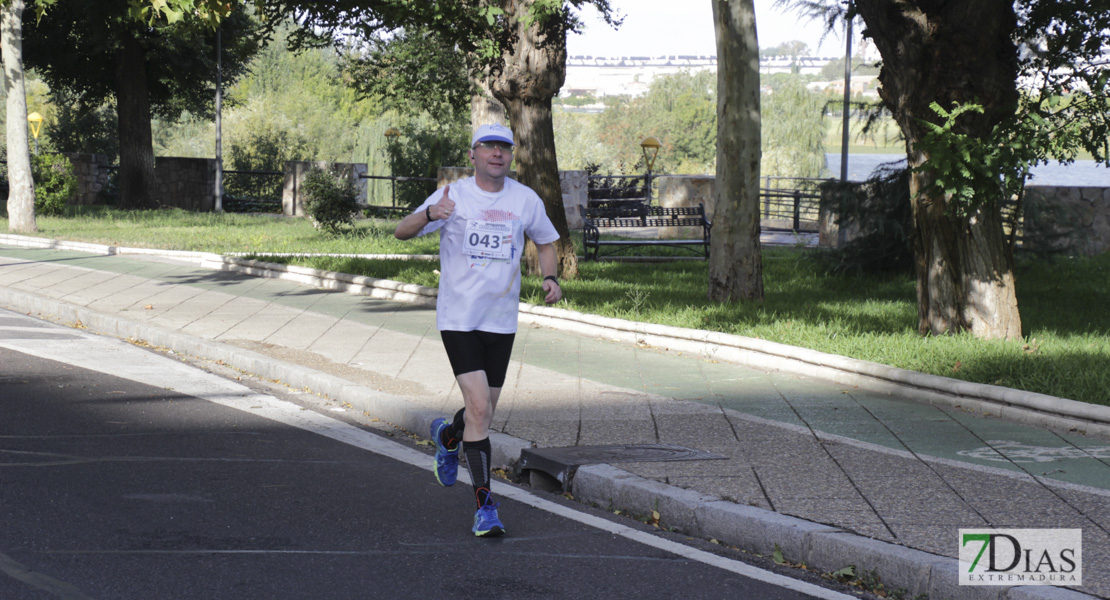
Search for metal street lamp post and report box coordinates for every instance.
[840,15,853,182]
[214,25,224,212]
[640,136,661,204]
[27,112,44,155]
[384,127,400,207]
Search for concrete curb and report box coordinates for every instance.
[0,234,221,262]
[0,285,1099,600]
[201,256,438,307]
[2,234,1107,438]
[570,463,1096,600]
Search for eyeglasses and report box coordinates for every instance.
[473,141,514,152]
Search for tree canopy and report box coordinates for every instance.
[21,0,260,208]
[23,1,258,122]
[761,77,825,179]
[340,26,471,122]
[595,70,718,175]
[563,69,823,180]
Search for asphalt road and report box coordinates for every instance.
[0,309,861,600]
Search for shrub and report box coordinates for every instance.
[381,119,469,208]
[32,153,79,216]
[227,126,313,202]
[301,167,360,234]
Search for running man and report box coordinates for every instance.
[393,123,562,537]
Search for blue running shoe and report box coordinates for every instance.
[430,417,459,487]
[472,503,505,538]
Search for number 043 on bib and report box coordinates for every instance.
[463,220,513,260]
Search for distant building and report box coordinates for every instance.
[561,54,857,103]
[562,55,719,100]
[758,56,840,76]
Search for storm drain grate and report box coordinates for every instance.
[518,444,726,492]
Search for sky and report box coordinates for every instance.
[566,0,847,58]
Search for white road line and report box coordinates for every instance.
[0,314,855,600]
[0,550,95,600]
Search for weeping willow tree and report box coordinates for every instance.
[760,78,826,179]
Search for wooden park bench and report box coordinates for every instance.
[580,203,712,261]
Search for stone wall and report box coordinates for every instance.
[60,154,223,210]
[818,181,865,249]
[655,175,715,238]
[282,161,369,217]
[61,153,111,206]
[153,157,216,211]
[817,183,1110,256]
[560,170,588,229]
[1024,186,1110,256]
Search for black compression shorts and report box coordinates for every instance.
[439,330,516,388]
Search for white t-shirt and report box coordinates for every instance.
[413,177,560,334]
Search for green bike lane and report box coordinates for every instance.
[511,324,1110,493]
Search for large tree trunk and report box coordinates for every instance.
[708,0,763,302]
[470,74,506,133]
[3,0,36,233]
[114,30,157,209]
[500,96,578,277]
[486,0,578,279]
[855,0,1022,340]
[909,156,1021,338]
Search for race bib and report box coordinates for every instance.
[463,219,512,260]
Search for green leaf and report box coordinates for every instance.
[772,544,786,565]
[482,6,503,26]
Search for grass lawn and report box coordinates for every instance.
[4,207,1108,406]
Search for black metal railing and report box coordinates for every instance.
[758,176,828,232]
[222,168,283,213]
[361,173,438,217]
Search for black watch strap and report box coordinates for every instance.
[544,275,559,285]
[425,206,434,221]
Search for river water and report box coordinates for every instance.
[825,154,1110,187]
